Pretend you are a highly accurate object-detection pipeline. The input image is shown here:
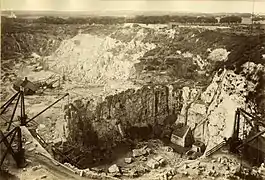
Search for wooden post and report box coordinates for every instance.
[7,93,21,131]
[20,87,26,126]
[0,92,19,115]
[0,129,17,167]
[236,110,240,139]
[15,127,26,168]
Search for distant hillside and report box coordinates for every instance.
[1,10,253,18]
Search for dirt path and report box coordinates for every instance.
[26,153,89,180]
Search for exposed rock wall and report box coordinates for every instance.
[64,62,264,157]
[64,85,183,149]
[178,62,265,154]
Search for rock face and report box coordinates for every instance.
[65,85,183,149]
[178,63,265,153]
[64,62,264,164]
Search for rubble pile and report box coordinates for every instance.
[105,140,181,179]
[47,33,155,87]
[64,162,119,179]
[207,48,230,62]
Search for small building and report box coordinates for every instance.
[13,77,38,95]
[171,125,194,147]
[191,140,206,153]
[168,22,180,29]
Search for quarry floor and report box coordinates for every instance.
[0,69,247,180]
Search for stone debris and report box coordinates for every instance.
[146,159,160,169]
[49,33,156,87]
[79,170,84,177]
[154,156,166,166]
[26,159,32,163]
[132,147,148,157]
[163,146,173,152]
[183,164,189,169]
[182,171,189,176]
[139,156,148,161]
[25,141,33,145]
[40,175,47,179]
[258,163,265,178]
[32,165,42,171]
[38,124,46,129]
[146,147,152,154]
[146,155,167,169]
[28,147,36,152]
[124,157,133,164]
[108,164,120,174]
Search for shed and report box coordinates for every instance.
[191,140,206,153]
[171,125,194,147]
[13,77,38,95]
[168,22,180,29]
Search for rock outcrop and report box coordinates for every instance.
[65,85,183,149]
[179,62,265,154]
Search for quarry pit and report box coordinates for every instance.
[1,18,265,180]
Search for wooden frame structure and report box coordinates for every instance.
[0,79,69,168]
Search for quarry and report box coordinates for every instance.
[1,17,265,180]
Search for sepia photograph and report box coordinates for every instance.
[0,0,265,179]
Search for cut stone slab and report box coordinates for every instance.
[132,148,147,157]
[146,159,160,169]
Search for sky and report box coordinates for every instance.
[1,0,265,14]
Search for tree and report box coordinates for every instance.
[220,16,242,24]
[197,16,218,24]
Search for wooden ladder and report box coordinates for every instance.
[205,141,226,157]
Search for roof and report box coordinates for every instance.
[247,136,265,154]
[172,125,190,138]
[14,78,38,92]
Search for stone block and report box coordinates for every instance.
[108,164,120,173]
[132,148,147,157]
[124,158,133,164]
[146,159,160,169]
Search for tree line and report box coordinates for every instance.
[2,15,243,25]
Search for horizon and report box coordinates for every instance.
[2,10,263,18]
[1,0,265,14]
